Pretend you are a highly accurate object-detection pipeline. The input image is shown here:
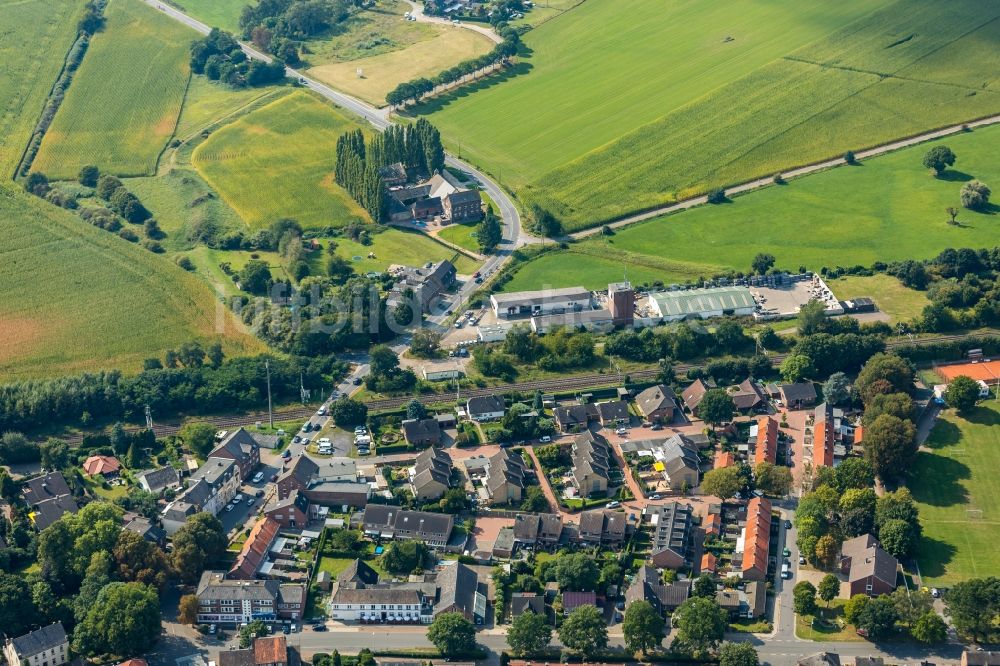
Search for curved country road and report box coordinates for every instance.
[570,112,1000,239]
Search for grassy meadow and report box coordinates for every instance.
[174,77,286,139]
[0,188,264,379]
[912,402,1000,585]
[0,0,83,177]
[192,91,371,229]
[416,0,1000,230]
[167,0,245,31]
[328,227,480,275]
[33,0,193,179]
[829,275,929,323]
[504,124,1000,291]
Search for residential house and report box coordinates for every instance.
[700,552,718,575]
[840,534,899,597]
[652,434,701,491]
[812,403,837,468]
[3,623,69,666]
[409,447,451,501]
[492,527,515,558]
[703,512,723,539]
[562,591,597,615]
[277,584,305,620]
[625,565,690,614]
[162,456,240,534]
[746,581,766,619]
[360,505,454,548]
[277,455,368,508]
[387,261,456,311]
[510,593,544,618]
[752,416,779,466]
[577,509,627,546]
[434,562,487,623]
[22,472,78,531]
[484,449,527,504]
[466,395,505,422]
[963,652,1000,666]
[719,583,767,619]
[730,379,768,412]
[512,512,563,547]
[136,466,180,494]
[779,382,818,409]
[798,654,841,666]
[82,454,120,478]
[229,517,280,580]
[265,490,310,528]
[443,189,482,222]
[714,451,736,470]
[635,385,676,424]
[196,571,305,623]
[737,496,772,581]
[594,400,629,427]
[210,428,261,481]
[412,196,443,220]
[253,636,292,666]
[855,658,884,666]
[570,431,610,497]
[328,586,429,623]
[553,404,591,432]
[29,496,79,532]
[648,501,693,569]
[123,514,166,547]
[681,378,716,415]
[402,419,443,448]
[378,162,408,187]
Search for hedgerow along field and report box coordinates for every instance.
[192,91,372,230]
[416,0,1000,231]
[0,0,83,177]
[0,188,264,380]
[911,402,1000,585]
[32,0,194,180]
[502,122,1000,292]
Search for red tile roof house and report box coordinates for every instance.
[229,517,280,580]
[739,496,772,581]
[752,416,779,465]
[83,455,121,478]
[812,403,837,468]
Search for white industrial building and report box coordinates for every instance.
[477,322,514,343]
[490,287,592,319]
[531,309,615,334]
[649,286,756,321]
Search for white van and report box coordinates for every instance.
[781,562,791,579]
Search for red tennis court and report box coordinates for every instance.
[937,359,1000,381]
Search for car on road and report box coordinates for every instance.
[234,494,244,503]
[290,624,297,633]
[650,423,663,431]
[353,377,363,385]
[605,501,621,509]
[282,449,292,459]
[225,503,234,512]
[784,520,792,529]
[650,494,662,500]
[474,271,481,278]
[317,406,328,416]
[475,277,483,283]
[539,435,551,443]
[312,624,326,631]
[253,472,264,483]
[281,625,290,634]
[292,435,301,444]
[781,563,791,579]
[247,498,256,507]
[782,547,791,557]
[615,428,627,436]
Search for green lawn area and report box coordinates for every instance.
[830,275,930,323]
[436,222,481,254]
[167,0,245,31]
[82,475,129,501]
[0,188,264,379]
[417,0,1000,231]
[506,123,1000,291]
[911,402,1000,586]
[796,600,863,642]
[33,0,194,179]
[0,0,83,177]
[328,227,480,275]
[192,91,372,229]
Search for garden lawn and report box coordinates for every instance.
[796,600,863,642]
[0,188,264,379]
[830,275,930,323]
[327,227,480,275]
[33,0,193,179]
[192,91,371,229]
[0,0,83,177]
[417,0,1000,230]
[436,222,480,254]
[911,402,1000,586]
[508,124,1000,291]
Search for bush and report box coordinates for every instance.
[706,187,727,204]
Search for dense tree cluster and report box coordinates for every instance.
[335,129,388,222]
[190,29,285,87]
[477,206,503,254]
[386,30,520,106]
[240,0,352,63]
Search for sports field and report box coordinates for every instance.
[33,0,193,179]
[505,123,1000,291]
[912,402,1000,585]
[192,91,371,229]
[938,361,1000,383]
[418,0,1000,230]
[0,0,83,177]
[0,188,263,379]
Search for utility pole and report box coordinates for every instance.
[266,359,273,429]
[144,404,153,430]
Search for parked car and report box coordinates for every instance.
[650,494,662,500]
[539,435,551,443]
[282,449,292,459]
[782,547,791,557]
[209,624,217,635]
[312,624,326,632]
[799,555,806,565]
[247,498,256,507]
[225,504,235,512]
[605,501,621,509]
[253,472,265,483]
[784,520,792,529]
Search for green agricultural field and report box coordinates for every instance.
[912,402,1000,585]
[0,0,83,177]
[418,0,1000,230]
[33,0,193,180]
[0,188,264,379]
[174,77,286,139]
[829,275,929,323]
[328,227,480,275]
[126,167,246,243]
[192,91,371,229]
[507,124,1000,291]
[167,0,245,32]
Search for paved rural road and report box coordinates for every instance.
[143,1,528,276]
[401,0,503,45]
[570,112,1000,240]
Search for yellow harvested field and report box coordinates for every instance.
[309,27,492,106]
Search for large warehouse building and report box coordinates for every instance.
[490,287,593,319]
[649,286,755,321]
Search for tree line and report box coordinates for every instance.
[335,129,388,222]
[385,29,520,106]
[240,0,354,64]
[190,29,285,88]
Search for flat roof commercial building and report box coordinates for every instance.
[491,287,592,319]
[649,286,755,322]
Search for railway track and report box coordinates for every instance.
[53,329,1000,443]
